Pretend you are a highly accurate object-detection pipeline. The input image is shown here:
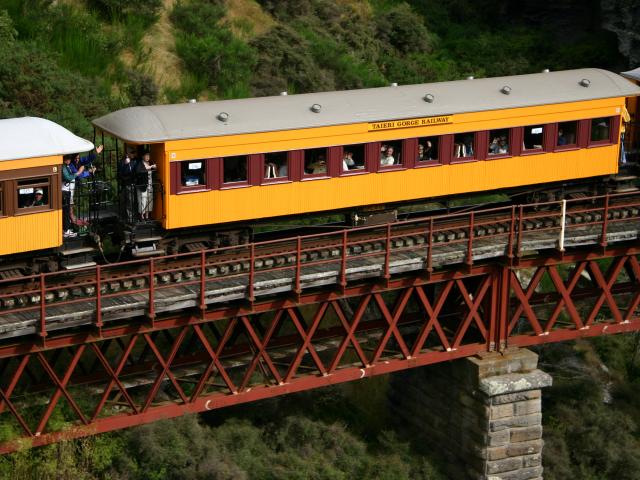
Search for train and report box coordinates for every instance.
[1,67,639,274]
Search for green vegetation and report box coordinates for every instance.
[0,0,637,477]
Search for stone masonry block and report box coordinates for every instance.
[490,413,542,432]
[513,399,541,416]
[522,453,542,468]
[506,439,543,457]
[463,349,540,382]
[480,370,552,397]
[493,465,544,480]
[491,390,541,405]
[490,402,515,419]
[510,425,543,443]
[486,456,523,474]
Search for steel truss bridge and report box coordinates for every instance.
[0,192,639,453]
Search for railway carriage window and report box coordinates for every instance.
[304,148,328,176]
[523,125,544,151]
[557,121,577,147]
[380,140,402,167]
[264,151,289,179]
[223,155,248,184]
[417,137,439,163]
[488,129,510,156]
[453,133,475,159]
[341,144,366,173]
[590,118,611,142]
[181,161,206,186]
[0,183,3,216]
[16,178,50,210]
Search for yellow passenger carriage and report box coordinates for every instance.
[0,117,94,265]
[92,68,640,253]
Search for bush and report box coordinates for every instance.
[171,0,257,98]
[89,0,162,25]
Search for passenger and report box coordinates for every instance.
[557,128,567,146]
[380,147,395,166]
[118,149,137,222]
[135,152,156,221]
[70,146,101,183]
[342,150,355,171]
[307,155,327,174]
[498,136,509,154]
[30,188,45,207]
[463,136,474,157]
[62,154,84,238]
[278,162,288,177]
[265,162,278,178]
[419,140,435,161]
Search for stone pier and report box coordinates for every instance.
[390,348,552,479]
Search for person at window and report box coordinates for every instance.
[380,147,395,166]
[118,149,137,222]
[557,128,567,146]
[463,136,474,157]
[62,155,83,238]
[307,155,327,174]
[498,136,509,154]
[29,188,45,207]
[278,162,288,177]
[419,141,435,161]
[265,162,278,178]
[135,152,156,220]
[342,151,355,171]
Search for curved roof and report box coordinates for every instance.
[93,68,640,144]
[0,117,94,162]
[622,67,640,82]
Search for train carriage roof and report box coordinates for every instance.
[93,68,640,144]
[0,117,94,162]
[622,67,640,82]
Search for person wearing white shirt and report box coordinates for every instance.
[380,146,395,166]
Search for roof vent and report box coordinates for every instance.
[217,112,229,122]
[423,93,435,103]
[580,78,591,87]
[466,76,474,80]
[390,82,398,87]
[188,99,197,104]
[542,69,550,73]
[310,103,322,113]
[500,86,512,95]
[280,91,288,96]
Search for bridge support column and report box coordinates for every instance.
[418,349,552,479]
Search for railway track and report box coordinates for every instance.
[0,192,639,339]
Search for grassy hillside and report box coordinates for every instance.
[0,0,627,136]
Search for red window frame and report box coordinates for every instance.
[339,144,369,176]
[587,116,620,147]
[520,125,548,156]
[378,139,409,171]
[451,132,480,163]
[171,159,213,194]
[553,121,580,151]
[415,135,442,168]
[302,147,330,180]
[485,128,517,160]
[261,152,292,185]
[221,155,251,189]
[0,182,4,217]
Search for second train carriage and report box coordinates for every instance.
[92,68,640,254]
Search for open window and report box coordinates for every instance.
[16,177,50,213]
[379,140,403,168]
[556,121,578,148]
[523,125,545,152]
[303,148,328,178]
[264,151,289,181]
[590,117,611,145]
[181,160,206,187]
[487,129,511,157]
[341,144,366,174]
[453,133,476,161]
[0,182,3,216]
[222,155,248,186]
[417,136,439,165]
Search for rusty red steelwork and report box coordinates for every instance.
[0,193,638,453]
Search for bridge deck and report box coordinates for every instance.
[0,217,638,339]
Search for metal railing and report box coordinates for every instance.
[1,191,640,340]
